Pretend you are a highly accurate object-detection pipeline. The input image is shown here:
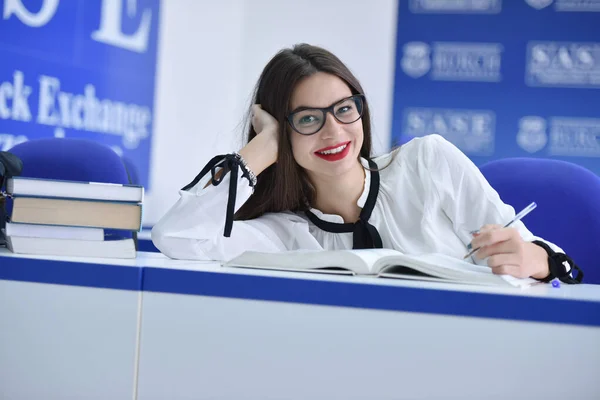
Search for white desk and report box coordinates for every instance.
[0,250,185,400]
[1,249,599,400]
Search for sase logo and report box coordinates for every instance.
[403,108,496,155]
[526,42,600,88]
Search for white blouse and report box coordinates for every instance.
[151,134,563,263]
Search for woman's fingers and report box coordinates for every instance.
[489,264,524,278]
[471,227,519,250]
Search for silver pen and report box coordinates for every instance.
[463,201,537,259]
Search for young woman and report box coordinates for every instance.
[152,43,581,283]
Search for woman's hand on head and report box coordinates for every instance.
[251,104,279,138]
[470,224,550,280]
[238,105,280,176]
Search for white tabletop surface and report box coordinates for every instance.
[2,247,600,302]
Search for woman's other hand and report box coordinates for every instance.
[470,225,550,279]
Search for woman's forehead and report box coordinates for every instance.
[290,72,352,110]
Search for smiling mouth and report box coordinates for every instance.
[315,142,350,155]
[313,141,352,162]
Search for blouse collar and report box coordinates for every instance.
[308,157,372,223]
[304,158,383,249]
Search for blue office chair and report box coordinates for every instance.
[7,138,137,243]
[480,157,600,284]
[9,138,130,184]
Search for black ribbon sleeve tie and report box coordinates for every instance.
[181,154,255,238]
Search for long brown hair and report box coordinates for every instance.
[235,44,373,221]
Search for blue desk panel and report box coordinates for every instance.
[143,267,600,327]
[0,255,142,291]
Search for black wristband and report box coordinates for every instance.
[531,240,583,284]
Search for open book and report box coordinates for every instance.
[223,248,538,288]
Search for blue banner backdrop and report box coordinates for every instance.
[392,0,600,175]
[0,0,160,189]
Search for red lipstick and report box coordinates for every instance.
[314,141,351,162]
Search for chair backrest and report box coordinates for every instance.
[7,138,134,240]
[121,157,141,186]
[479,157,600,284]
[9,138,130,184]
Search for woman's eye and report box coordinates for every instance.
[298,115,319,125]
[337,105,353,114]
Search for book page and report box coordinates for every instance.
[230,264,355,276]
[408,254,536,287]
[405,253,492,274]
[224,249,373,274]
[345,248,404,273]
[378,253,536,287]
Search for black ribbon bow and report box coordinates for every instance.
[532,240,584,284]
[181,154,254,237]
[305,159,383,249]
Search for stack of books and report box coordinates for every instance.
[2,177,143,259]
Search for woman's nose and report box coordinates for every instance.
[319,112,343,139]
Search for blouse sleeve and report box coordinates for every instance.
[419,134,565,263]
[151,155,322,261]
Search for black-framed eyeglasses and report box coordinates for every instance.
[286,94,365,135]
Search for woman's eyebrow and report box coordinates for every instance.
[289,96,350,114]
